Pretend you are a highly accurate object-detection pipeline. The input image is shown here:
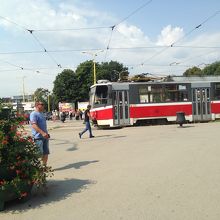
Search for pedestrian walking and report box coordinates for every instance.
[60,111,66,123]
[79,105,94,138]
[30,101,50,165]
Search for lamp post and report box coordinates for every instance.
[113,70,127,82]
[22,76,26,102]
[82,50,104,85]
[47,91,51,112]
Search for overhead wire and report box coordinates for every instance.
[1,45,220,55]
[104,0,153,61]
[0,15,26,30]
[171,10,220,47]
[33,26,112,32]
[0,58,24,69]
[1,8,220,75]
[26,29,62,68]
[104,25,115,60]
[140,10,220,67]
[176,49,220,66]
[0,15,62,68]
[115,0,153,26]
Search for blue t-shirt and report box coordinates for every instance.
[30,111,48,139]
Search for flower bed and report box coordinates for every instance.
[0,108,53,211]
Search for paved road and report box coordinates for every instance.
[1,120,220,220]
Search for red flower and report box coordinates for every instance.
[16,131,22,136]
[0,180,5,186]
[16,170,22,175]
[10,125,17,131]
[2,139,8,145]
[20,192,28,197]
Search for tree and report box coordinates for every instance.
[52,61,129,103]
[53,69,79,105]
[183,66,202,76]
[203,61,220,75]
[33,88,50,111]
[75,61,94,101]
[97,61,128,82]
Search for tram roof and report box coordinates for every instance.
[91,76,220,88]
[171,76,220,83]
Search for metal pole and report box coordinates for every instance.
[22,76,25,102]
[82,50,103,85]
[48,92,50,112]
[93,59,96,85]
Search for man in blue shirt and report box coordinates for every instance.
[30,101,50,165]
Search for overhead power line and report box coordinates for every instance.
[171,10,220,47]
[33,26,112,32]
[176,49,220,65]
[140,10,220,66]
[115,0,153,26]
[104,0,153,60]
[27,30,62,68]
[0,58,24,69]
[0,15,62,68]
[0,15,26,30]
[104,25,115,60]
[1,45,220,55]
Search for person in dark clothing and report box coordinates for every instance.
[79,105,94,138]
[60,111,66,123]
[69,112,73,120]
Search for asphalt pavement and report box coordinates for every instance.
[1,120,220,220]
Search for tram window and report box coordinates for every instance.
[214,83,220,100]
[139,87,149,103]
[164,84,188,102]
[139,85,163,103]
[151,85,163,103]
[113,92,117,105]
[179,85,186,90]
[89,88,95,107]
[164,84,177,102]
[94,85,108,104]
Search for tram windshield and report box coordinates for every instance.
[90,85,108,107]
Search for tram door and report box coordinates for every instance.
[113,90,130,126]
[192,87,211,121]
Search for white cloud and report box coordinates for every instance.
[156,25,184,46]
[0,1,220,96]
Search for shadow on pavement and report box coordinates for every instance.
[67,146,78,151]
[4,178,94,213]
[50,138,72,146]
[81,135,126,140]
[177,125,195,128]
[67,142,78,151]
[54,160,99,171]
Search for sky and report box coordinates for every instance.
[0,0,220,97]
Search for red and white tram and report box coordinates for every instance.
[89,76,220,127]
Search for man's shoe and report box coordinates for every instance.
[79,133,81,139]
[90,135,95,138]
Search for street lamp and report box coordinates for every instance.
[112,70,127,82]
[21,76,26,102]
[47,91,51,112]
[82,50,104,85]
[169,62,180,66]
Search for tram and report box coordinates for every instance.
[89,76,220,127]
